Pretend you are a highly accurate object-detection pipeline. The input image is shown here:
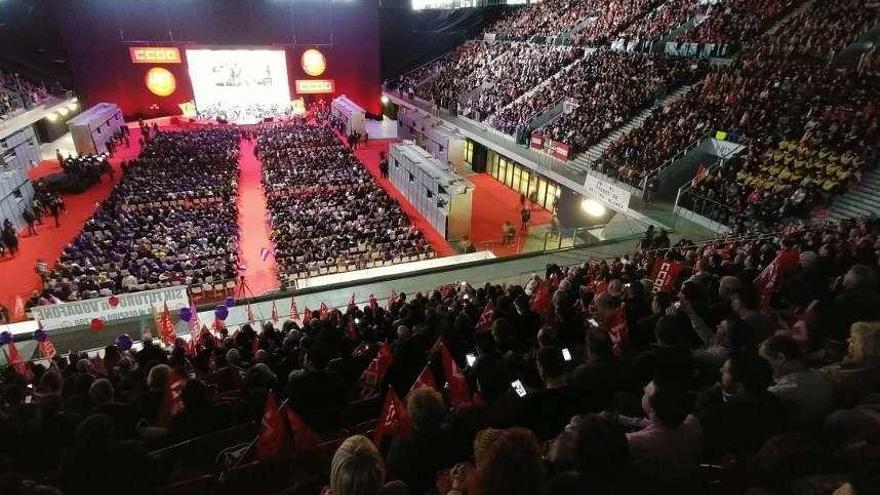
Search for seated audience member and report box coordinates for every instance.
[761,335,835,432]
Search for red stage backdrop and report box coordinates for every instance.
[52,0,381,118]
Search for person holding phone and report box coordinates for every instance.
[511,347,578,440]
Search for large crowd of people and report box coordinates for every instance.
[485,0,596,40]
[617,0,701,42]
[5,217,880,494]
[679,0,795,45]
[39,127,241,302]
[0,69,50,119]
[407,41,582,122]
[529,51,704,153]
[258,119,433,283]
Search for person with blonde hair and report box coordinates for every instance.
[329,435,386,495]
[823,321,880,406]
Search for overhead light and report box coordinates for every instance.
[381,95,389,105]
[580,198,606,217]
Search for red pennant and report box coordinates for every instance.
[439,341,471,409]
[247,304,255,323]
[282,404,320,456]
[476,299,495,332]
[158,302,177,346]
[38,339,57,359]
[187,300,202,356]
[650,261,685,293]
[369,294,378,313]
[529,282,554,323]
[302,306,312,325]
[754,248,800,311]
[289,296,300,321]
[271,301,279,323]
[319,302,329,320]
[256,393,293,461]
[373,389,412,448]
[360,342,393,392]
[156,371,187,426]
[4,342,33,383]
[348,293,357,313]
[408,364,437,398]
[387,291,398,311]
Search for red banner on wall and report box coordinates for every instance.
[550,140,571,161]
[650,261,685,293]
[530,133,544,150]
[295,79,336,95]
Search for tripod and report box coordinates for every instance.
[236,275,264,323]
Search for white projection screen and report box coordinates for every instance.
[186,48,291,123]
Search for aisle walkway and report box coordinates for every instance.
[468,174,553,257]
[0,128,143,317]
[235,138,279,297]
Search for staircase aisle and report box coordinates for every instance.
[828,169,880,220]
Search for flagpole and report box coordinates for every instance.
[232,397,290,470]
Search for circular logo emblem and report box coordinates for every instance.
[145,67,176,97]
[301,48,327,77]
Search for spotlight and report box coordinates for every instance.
[58,107,69,116]
[381,95,389,105]
[46,113,58,122]
[68,102,78,111]
[580,199,606,217]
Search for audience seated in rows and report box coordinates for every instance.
[257,119,433,282]
[5,218,880,494]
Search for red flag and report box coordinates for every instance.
[529,282,553,323]
[187,301,202,356]
[608,308,630,357]
[387,291,398,311]
[4,342,33,383]
[439,342,471,408]
[271,301,280,323]
[348,293,357,313]
[754,248,800,311]
[247,304,255,323]
[281,405,320,456]
[476,299,495,332]
[156,371,187,426]
[319,302,330,320]
[369,294,379,313]
[302,306,312,326]
[38,339,57,360]
[360,342,393,391]
[290,295,300,321]
[158,302,177,346]
[408,364,437,397]
[650,261,685,293]
[256,393,293,461]
[373,389,412,448]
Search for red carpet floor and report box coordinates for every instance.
[0,128,143,317]
[349,139,456,257]
[235,138,279,296]
[467,173,553,257]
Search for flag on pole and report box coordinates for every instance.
[255,393,293,461]
[302,307,312,326]
[348,293,357,313]
[289,295,300,321]
[529,282,553,324]
[271,301,280,323]
[187,300,202,356]
[360,342,393,392]
[246,304,255,323]
[754,248,800,311]
[158,302,177,346]
[369,294,379,313]
[373,389,412,448]
[4,342,33,383]
[439,341,472,408]
[319,302,330,320]
[476,299,495,332]
[281,404,320,456]
[408,363,437,398]
[387,291,398,311]
[156,370,187,426]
